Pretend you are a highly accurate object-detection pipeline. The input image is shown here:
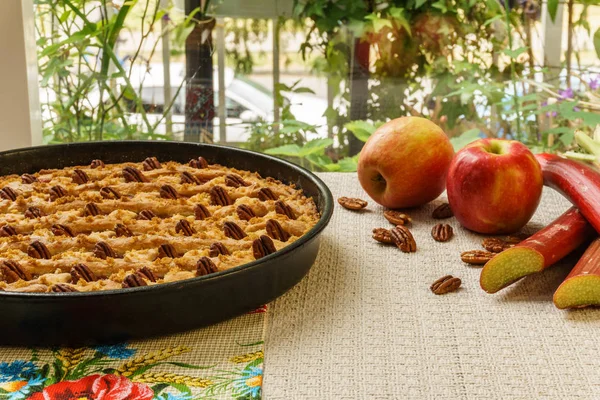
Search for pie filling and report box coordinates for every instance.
[0,156,320,293]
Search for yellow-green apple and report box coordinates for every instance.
[357,117,454,208]
[446,139,543,234]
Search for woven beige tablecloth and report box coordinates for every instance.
[264,173,600,399]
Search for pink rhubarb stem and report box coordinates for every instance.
[535,153,600,234]
[519,207,595,268]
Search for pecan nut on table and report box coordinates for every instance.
[431,223,453,242]
[383,210,411,225]
[481,237,513,253]
[337,197,368,211]
[460,250,496,265]
[338,192,483,298]
[432,202,453,219]
[430,275,462,295]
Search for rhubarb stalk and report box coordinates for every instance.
[554,238,600,309]
[480,207,594,293]
[535,153,600,234]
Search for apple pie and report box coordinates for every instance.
[0,156,320,293]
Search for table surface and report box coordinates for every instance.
[263,173,600,399]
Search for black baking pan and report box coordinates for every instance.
[0,141,333,346]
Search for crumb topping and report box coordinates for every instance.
[0,157,319,292]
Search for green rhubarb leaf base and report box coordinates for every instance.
[480,247,545,293]
[554,275,600,309]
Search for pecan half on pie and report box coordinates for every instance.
[0,157,319,293]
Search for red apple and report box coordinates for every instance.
[446,138,543,234]
[357,117,454,208]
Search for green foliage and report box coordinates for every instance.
[547,0,559,22]
[222,18,270,74]
[292,0,600,160]
[295,0,508,150]
[595,28,600,59]
[243,80,318,153]
[35,0,600,173]
[450,129,481,151]
[35,0,202,143]
[242,81,356,171]
[344,120,384,142]
[260,119,387,172]
[265,138,333,158]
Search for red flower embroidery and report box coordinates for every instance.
[27,374,153,400]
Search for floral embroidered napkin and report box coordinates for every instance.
[0,306,266,400]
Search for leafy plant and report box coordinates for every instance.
[261,119,383,172]
[34,0,600,174]
[293,0,600,160]
[35,0,205,143]
[344,120,383,142]
[450,129,482,151]
[243,80,317,152]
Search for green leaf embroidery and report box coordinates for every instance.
[165,362,216,370]
[243,359,264,370]
[236,341,265,347]
[150,383,169,395]
[169,382,192,396]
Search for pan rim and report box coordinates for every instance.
[0,141,334,299]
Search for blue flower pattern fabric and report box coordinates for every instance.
[0,308,266,399]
